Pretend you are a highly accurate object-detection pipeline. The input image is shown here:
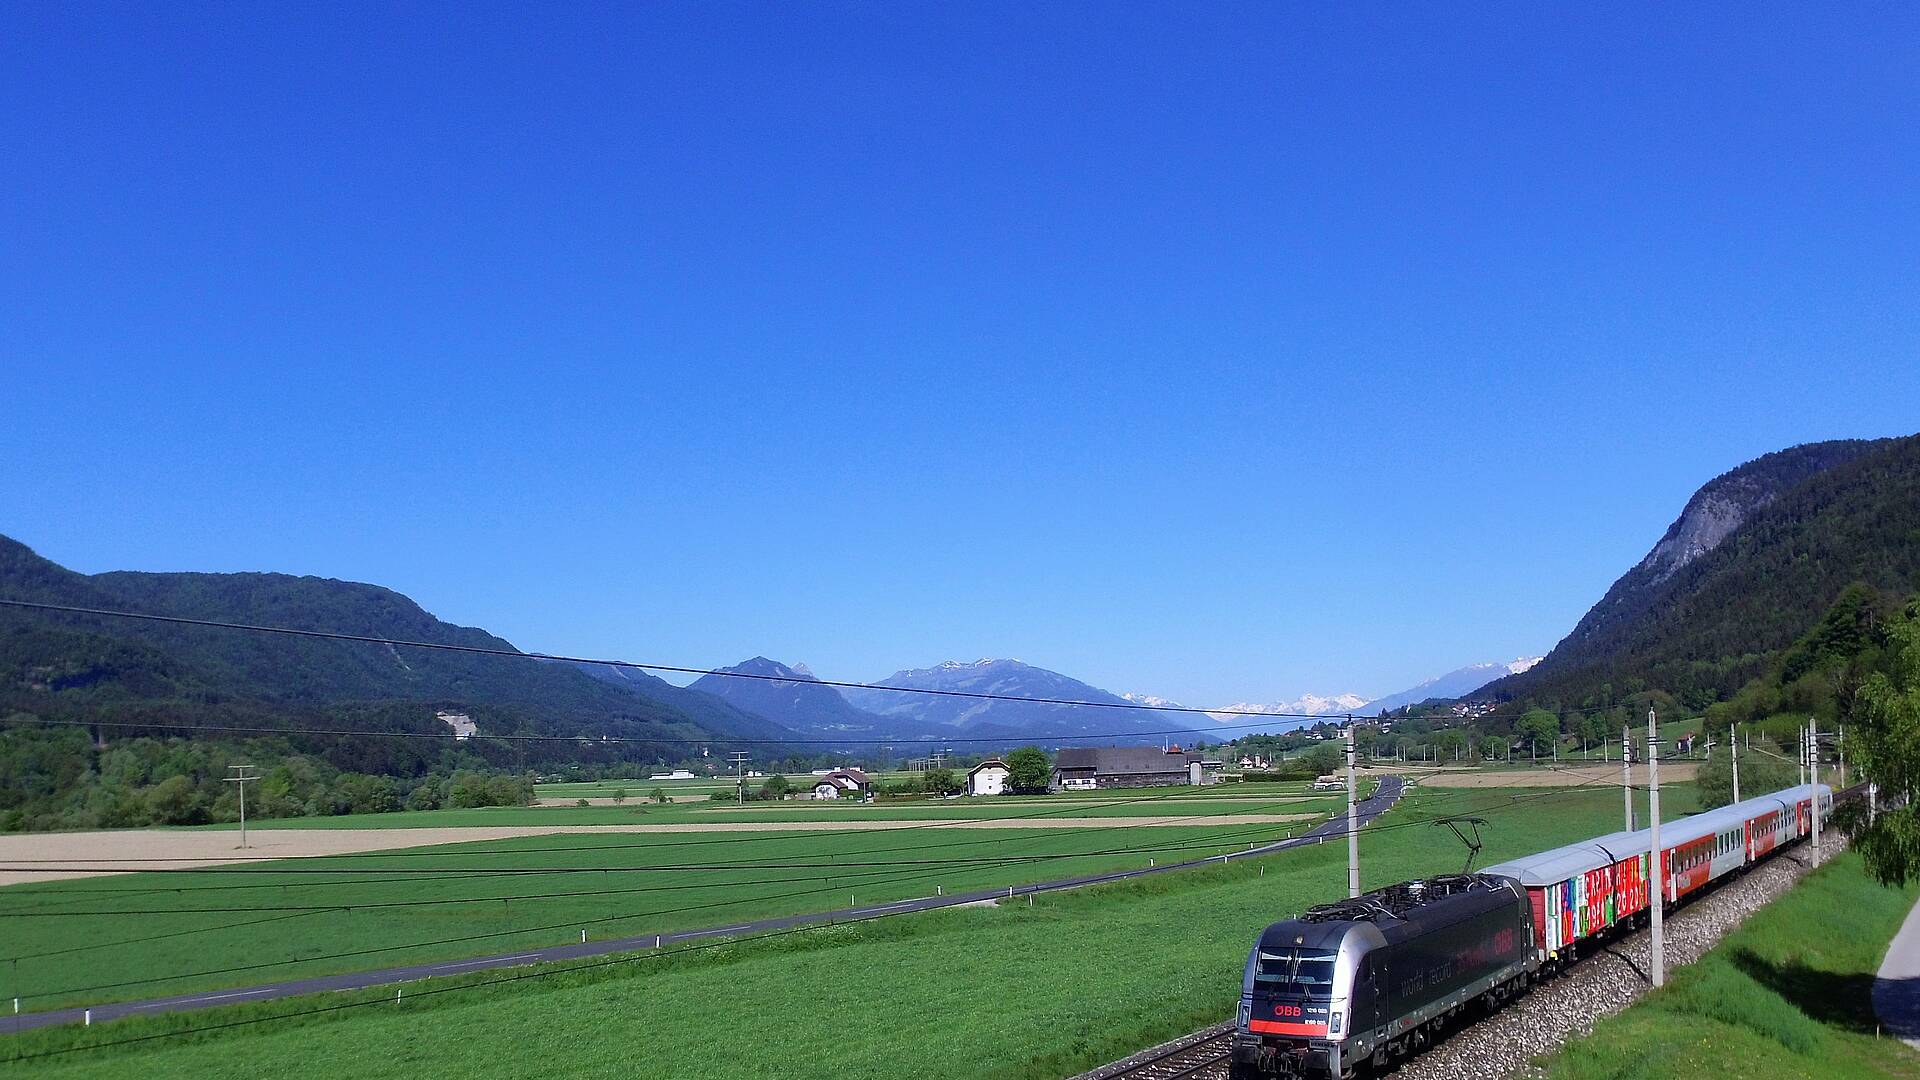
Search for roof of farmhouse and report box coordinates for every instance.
[1054,747,1197,773]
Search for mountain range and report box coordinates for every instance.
[0,534,788,753]
[1359,658,1542,714]
[840,658,1202,745]
[10,431,1914,760]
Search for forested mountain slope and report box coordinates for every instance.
[1479,434,1920,710]
[0,535,791,745]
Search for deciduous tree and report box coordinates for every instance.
[1846,601,1920,885]
[1006,746,1051,793]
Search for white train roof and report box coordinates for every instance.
[1481,784,1829,886]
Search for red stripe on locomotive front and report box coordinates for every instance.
[1249,1019,1330,1037]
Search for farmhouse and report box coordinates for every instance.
[965,759,1010,796]
[1051,747,1206,791]
[811,768,870,799]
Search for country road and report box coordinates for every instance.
[4,776,1404,1034]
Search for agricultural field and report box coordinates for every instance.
[0,789,1337,1013]
[182,782,1346,828]
[1541,849,1920,1079]
[1403,761,1701,787]
[1,781,1702,1079]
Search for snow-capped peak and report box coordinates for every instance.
[1122,692,1185,709]
[1505,656,1543,675]
[1207,693,1368,722]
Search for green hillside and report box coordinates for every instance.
[1482,434,1920,712]
[0,534,791,746]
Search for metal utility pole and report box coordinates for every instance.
[1798,726,1807,788]
[1345,725,1360,899]
[1839,725,1847,787]
[224,764,258,849]
[1730,723,1739,804]
[728,752,749,805]
[1810,718,1821,864]
[1623,724,1634,832]
[1647,708,1664,988]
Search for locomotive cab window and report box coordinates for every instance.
[1255,949,1338,997]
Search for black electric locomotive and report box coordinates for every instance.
[1230,874,1532,1079]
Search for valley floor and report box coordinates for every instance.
[0,784,1695,1080]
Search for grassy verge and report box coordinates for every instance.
[1540,849,1920,1079]
[1,784,1696,1079]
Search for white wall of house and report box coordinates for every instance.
[967,765,1010,796]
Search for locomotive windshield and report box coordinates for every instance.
[1254,948,1337,996]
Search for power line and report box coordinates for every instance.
[0,598,1297,722]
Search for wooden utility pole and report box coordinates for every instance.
[224,764,259,849]
[728,752,750,805]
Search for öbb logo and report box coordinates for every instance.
[1273,1004,1302,1018]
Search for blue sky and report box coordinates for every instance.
[4,5,1917,705]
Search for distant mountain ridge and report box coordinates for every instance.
[1479,434,1920,707]
[1362,658,1542,714]
[842,658,1207,745]
[686,657,900,742]
[0,534,793,747]
[1208,693,1367,723]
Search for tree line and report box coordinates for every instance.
[0,721,535,832]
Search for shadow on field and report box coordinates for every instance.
[1730,947,1880,1033]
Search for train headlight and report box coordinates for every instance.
[1329,1010,1343,1034]
[1237,998,1252,1027]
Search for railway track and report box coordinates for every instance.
[1073,1023,1233,1080]
[1081,783,1871,1080]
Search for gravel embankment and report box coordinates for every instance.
[1393,842,1841,1079]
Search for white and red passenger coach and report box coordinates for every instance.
[1480,783,1833,964]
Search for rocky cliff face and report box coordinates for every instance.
[1634,466,1803,587]
[1576,440,1886,640]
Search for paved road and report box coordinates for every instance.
[7,776,1403,1034]
[1873,892,1920,1048]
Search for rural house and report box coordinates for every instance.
[966,759,1010,796]
[811,768,871,799]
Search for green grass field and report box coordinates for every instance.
[0,782,1702,1079]
[188,783,1344,829]
[0,790,1339,1013]
[1541,849,1920,1079]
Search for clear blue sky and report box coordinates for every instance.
[4,5,1917,706]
